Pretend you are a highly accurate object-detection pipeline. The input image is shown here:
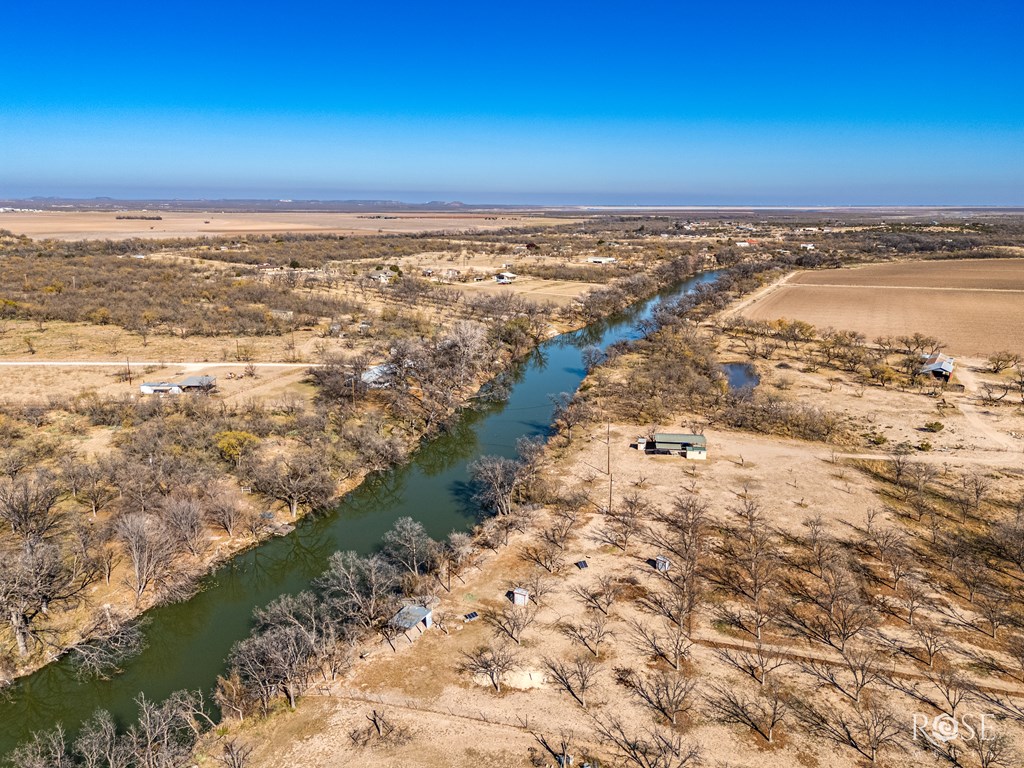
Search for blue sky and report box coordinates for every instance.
[2,0,1022,204]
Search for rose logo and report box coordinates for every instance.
[932,714,959,742]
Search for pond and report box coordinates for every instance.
[722,362,761,390]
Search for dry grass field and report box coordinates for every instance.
[455,277,603,307]
[740,259,1024,358]
[791,259,1024,290]
[0,211,580,241]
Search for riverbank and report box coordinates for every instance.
[0,265,727,758]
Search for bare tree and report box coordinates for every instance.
[626,617,692,671]
[70,609,148,679]
[910,622,952,668]
[437,531,475,591]
[550,392,593,441]
[206,490,246,537]
[716,639,788,686]
[523,571,555,607]
[521,542,565,573]
[531,730,576,768]
[705,683,788,743]
[317,551,399,631]
[0,542,97,655]
[799,645,884,702]
[71,460,119,520]
[469,455,524,517]
[251,451,335,518]
[572,575,620,615]
[561,614,612,658]
[988,351,1021,373]
[9,724,71,768]
[966,729,1016,768]
[382,516,435,576]
[593,716,701,768]
[484,603,537,645]
[162,495,207,557]
[228,624,313,711]
[216,738,255,768]
[543,655,599,709]
[459,643,519,692]
[74,710,131,768]
[0,471,64,553]
[961,472,991,516]
[616,667,696,725]
[540,517,576,551]
[116,513,177,601]
[794,697,903,765]
[597,491,649,552]
[350,709,410,747]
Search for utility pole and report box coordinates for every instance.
[606,422,611,475]
[125,356,132,386]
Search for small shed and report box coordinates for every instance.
[919,353,955,382]
[390,605,433,641]
[511,587,530,606]
[655,555,671,573]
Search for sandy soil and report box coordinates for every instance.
[739,261,1024,358]
[0,211,580,241]
[454,277,602,307]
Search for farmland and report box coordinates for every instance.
[740,259,1024,358]
[0,210,581,241]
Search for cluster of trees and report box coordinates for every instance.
[0,387,412,668]
[779,219,1024,260]
[578,260,854,442]
[218,442,546,719]
[313,322,485,432]
[722,318,954,390]
[454,451,1024,767]
[8,691,217,768]
[0,254,352,337]
[220,516,477,717]
[573,255,702,322]
[723,318,1024,408]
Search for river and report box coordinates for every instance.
[0,270,721,756]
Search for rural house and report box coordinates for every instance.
[638,433,707,460]
[139,382,182,395]
[140,375,216,396]
[179,375,216,392]
[919,352,955,381]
